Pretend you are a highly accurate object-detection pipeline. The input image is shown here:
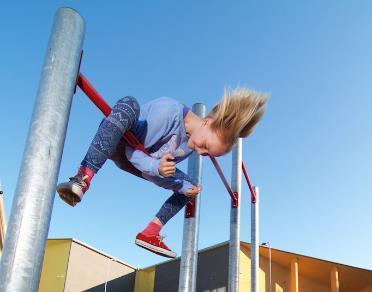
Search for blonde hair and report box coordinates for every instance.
[207,87,268,147]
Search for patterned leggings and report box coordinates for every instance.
[81,96,191,225]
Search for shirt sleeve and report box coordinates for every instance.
[125,146,162,177]
[135,98,181,149]
[142,168,195,195]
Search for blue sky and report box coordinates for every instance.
[1,0,372,270]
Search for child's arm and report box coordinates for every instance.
[142,168,196,195]
[125,147,162,177]
[126,147,199,195]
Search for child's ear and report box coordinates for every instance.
[203,118,213,126]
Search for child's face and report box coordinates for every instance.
[187,119,229,157]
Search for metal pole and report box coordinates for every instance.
[0,180,6,251]
[269,245,272,292]
[251,186,260,292]
[178,104,205,292]
[0,8,84,292]
[228,138,242,292]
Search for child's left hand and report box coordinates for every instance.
[186,185,202,197]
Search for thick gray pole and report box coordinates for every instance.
[251,186,260,292]
[228,138,242,292]
[178,103,205,292]
[0,8,84,292]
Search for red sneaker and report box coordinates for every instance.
[135,232,177,258]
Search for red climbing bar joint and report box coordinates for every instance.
[185,199,196,218]
[231,192,239,208]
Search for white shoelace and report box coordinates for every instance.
[69,175,89,188]
[156,235,166,242]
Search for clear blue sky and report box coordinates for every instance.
[1,0,372,269]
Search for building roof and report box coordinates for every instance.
[241,241,372,291]
[48,238,137,270]
[49,238,372,290]
[141,240,372,290]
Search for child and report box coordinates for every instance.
[57,87,267,258]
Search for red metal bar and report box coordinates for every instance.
[77,73,112,116]
[242,161,256,203]
[209,156,238,206]
[77,73,150,156]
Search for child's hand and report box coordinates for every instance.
[159,154,176,177]
[186,185,202,197]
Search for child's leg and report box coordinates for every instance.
[110,139,144,179]
[81,96,140,173]
[141,192,192,235]
[154,192,192,226]
[57,96,140,206]
[136,192,192,258]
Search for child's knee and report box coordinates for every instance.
[116,96,139,110]
[113,96,140,123]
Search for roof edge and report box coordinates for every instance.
[48,238,137,270]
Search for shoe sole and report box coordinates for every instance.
[135,239,177,258]
[56,183,83,207]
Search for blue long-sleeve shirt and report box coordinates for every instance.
[124,97,195,194]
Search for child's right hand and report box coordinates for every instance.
[159,154,176,177]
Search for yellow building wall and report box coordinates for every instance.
[64,241,136,291]
[239,246,329,292]
[239,246,266,292]
[299,274,328,292]
[39,239,71,292]
[275,283,284,292]
[261,255,290,291]
[134,266,155,292]
[360,286,372,292]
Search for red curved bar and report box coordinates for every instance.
[242,161,256,203]
[209,156,238,206]
[77,73,150,156]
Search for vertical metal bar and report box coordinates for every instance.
[0,7,85,292]
[269,245,272,292]
[178,103,205,292]
[228,138,242,292]
[251,186,260,292]
[0,180,6,251]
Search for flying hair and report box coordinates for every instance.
[207,87,268,148]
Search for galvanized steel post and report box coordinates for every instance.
[228,138,242,292]
[178,103,205,292]
[251,186,260,292]
[0,180,6,251]
[0,8,84,292]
